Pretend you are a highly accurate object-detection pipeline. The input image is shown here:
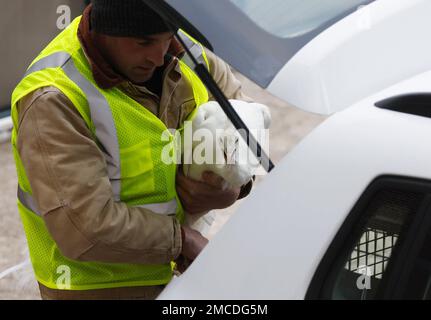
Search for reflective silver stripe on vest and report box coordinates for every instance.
[24,52,72,77]
[177,31,207,68]
[136,198,178,215]
[61,57,121,201]
[17,185,177,217]
[17,186,41,217]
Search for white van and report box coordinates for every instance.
[156,0,431,300]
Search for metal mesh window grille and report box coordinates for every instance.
[346,228,398,279]
[324,188,424,299]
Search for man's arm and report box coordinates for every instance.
[17,87,182,265]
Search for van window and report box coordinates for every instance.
[230,0,371,38]
[320,188,423,300]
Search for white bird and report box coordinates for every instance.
[181,99,271,235]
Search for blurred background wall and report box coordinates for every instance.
[0,0,86,114]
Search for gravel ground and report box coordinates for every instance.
[0,73,325,299]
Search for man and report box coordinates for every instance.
[11,0,253,300]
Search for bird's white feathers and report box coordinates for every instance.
[182,99,271,189]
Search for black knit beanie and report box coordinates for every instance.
[90,0,172,37]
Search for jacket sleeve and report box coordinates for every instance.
[16,87,182,264]
[204,48,254,103]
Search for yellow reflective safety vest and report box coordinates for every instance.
[11,16,209,290]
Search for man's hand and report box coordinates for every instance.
[175,226,208,273]
[181,226,208,261]
[176,170,241,214]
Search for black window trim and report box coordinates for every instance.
[382,192,431,299]
[306,175,431,300]
[376,93,431,120]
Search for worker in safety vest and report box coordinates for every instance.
[11,0,253,300]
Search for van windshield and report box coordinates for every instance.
[230,0,372,38]
[167,0,375,87]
